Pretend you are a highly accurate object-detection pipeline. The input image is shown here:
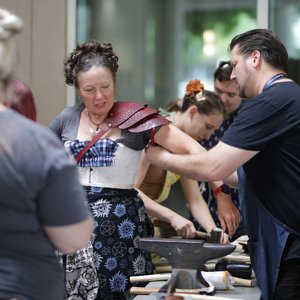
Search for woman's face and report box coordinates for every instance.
[183,107,224,141]
[77,65,115,115]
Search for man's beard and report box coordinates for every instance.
[237,84,247,98]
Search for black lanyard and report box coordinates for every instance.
[263,73,286,92]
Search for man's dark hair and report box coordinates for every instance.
[229,29,288,72]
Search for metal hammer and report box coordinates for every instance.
[153,219,222,243]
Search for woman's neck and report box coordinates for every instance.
[85,108,107,124]
[172,111,184,130]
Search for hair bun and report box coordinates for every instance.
[0,8,23,40]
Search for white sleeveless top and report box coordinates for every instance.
[65,139,142,189]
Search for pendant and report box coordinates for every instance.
[89,126,98,137]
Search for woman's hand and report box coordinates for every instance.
[169,214,197,239]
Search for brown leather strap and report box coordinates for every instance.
[75,123,110,162]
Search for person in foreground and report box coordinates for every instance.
[135,79,228,244]
[49,40,207,300]
[0,8,93,300]
[145,28,300,300]
[197,61,246,240]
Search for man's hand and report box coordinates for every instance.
[216,193,241,239]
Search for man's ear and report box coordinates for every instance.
[251,50,261,66]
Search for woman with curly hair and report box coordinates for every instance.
[49,40,208,300]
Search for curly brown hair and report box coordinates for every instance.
[64,40,119,86]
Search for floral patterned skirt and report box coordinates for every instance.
[64,187,154,300]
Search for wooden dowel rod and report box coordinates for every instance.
[130,286,244,300]
[232,277,255,287]
[130,286,157,295]
[130,273,170,282]
[224,254,250,263]
[155,265,172,273]
[175,292,244,300]
[130,286,201,295]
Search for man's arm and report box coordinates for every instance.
[145,141,258,182]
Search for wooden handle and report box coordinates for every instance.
[130,287,243,300]
[153,219,208,240]
[224,254,250,263]
[155,265,172,273]
[175,293,244,300]
[130,286,201,295]
[130,273,170,282]
[232,277,255,287]
[153,219,174,230]
[130,286,158,295]
[195,230,208,239]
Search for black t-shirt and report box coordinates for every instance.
[0,110,91,300]
[222,82,300,232]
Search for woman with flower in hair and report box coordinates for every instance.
[49,41,211,300]
[135,79,228,249]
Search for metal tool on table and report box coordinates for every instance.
[137,237,236,295]
[153,219,223,243]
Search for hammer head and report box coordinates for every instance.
[195,227,222,243]
[207,228,223,243]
